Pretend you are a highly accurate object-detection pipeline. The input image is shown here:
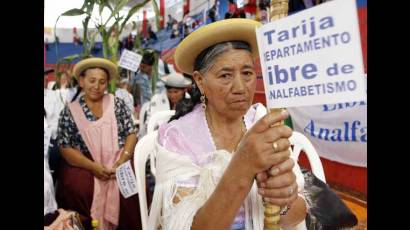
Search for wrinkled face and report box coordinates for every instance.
[166,87,185,106]
[79,68,109,101]
[194,49,256,119]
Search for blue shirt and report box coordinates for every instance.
[132,71,165,106]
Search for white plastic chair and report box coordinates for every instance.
[145,110,175,178]
[147,110,176,134]
[134,131,158,230]
[289,131,326,182]
[138,102,150,138]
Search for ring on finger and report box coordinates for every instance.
[272,141,279,152]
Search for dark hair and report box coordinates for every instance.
[141,52,155,66]
[71,86,82,102]
[169,41,252,121]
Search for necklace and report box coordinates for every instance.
[205,109,246,153]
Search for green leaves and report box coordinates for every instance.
[81,0,95,14]
[150,51,159,96]
[62,54,82,63]
[112,0,129,16]
[119,0,150,34]
[61,8,86,16]
[82,16,91,57]
[151,0,161,30]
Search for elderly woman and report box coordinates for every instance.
[148,19,308,230]
[56,58,141,229]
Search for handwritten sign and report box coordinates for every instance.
[118,49,142,72]
[255,0,366,108]
[116,160,138,198]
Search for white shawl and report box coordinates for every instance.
[148,141,265,230]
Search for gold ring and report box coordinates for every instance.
[272,142,278,152]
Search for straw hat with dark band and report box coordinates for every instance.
[73,57,118,80]
[174,19,262,75]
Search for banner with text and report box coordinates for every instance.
[118,49,142,72]
[256,0,366,108]
[288,77,367,167]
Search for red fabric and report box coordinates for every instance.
[142,10,148,38]
[184,0,190,15]
[358,7,367,73]
[160,0,165,28]
[244,0,257,14]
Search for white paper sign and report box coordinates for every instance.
[256,0,366,108]
[118,49,142,72]
[116,160,138,198]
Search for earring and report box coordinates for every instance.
[200,94,206,110]
[185,92,190,99]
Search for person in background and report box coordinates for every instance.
[56,57,141,229]
[73,27,83,45]
[258,2,269,24]
[167,14,177,31]
[228,0,238,18]
[44,68,63,183]
[244,0,257,19]
[115,78,136,123]
[147,23,158,42]
[130,51,165,108]
[208,4,217,22]
[138,72,192,138]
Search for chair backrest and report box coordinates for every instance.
[289,131,326,182]
[138,102,151,138]
[147,110,176,134]
[146,110,175,177]
[133,131,158,230]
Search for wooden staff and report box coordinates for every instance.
[264,108,286,230]
[264,1,289,229]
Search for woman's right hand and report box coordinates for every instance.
[90,162,112,181]
[235,110,293,177]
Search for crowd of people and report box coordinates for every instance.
[44,44,195,228]
[44,19,310,230]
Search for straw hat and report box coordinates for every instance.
[162,72,192,88]
[73,57,118,80]
[174,18,262,75]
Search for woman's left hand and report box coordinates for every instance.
[256,158,298,206]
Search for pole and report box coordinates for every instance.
[263,2,289,229]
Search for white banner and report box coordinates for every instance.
[256,0,366,108]
[288,75,367,167]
